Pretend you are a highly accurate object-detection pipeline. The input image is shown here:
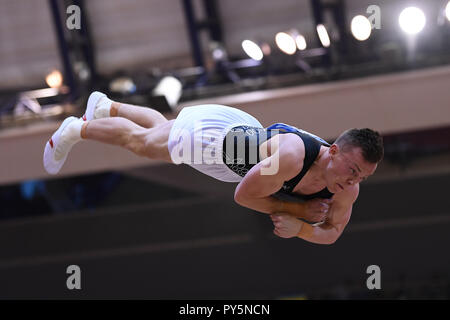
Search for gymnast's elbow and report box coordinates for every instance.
[301,230,341,245]
[318,223,343,245]
[325,236,338,245]
[233,190,255,211]
[305,236,339,246]
[233,187,245,206]
[324,232,343,245]
[233,183,255,208]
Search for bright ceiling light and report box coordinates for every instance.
[316,24,331,47]
[446,1,450,22]
[351,15,372,41]
[241,40,264,61]
[399,7,426,35]
[295,34,307,50]
[275,31,297,55]
[45,70,63,88]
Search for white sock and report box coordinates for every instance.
[54,118,84,161]
[94,96,113,119]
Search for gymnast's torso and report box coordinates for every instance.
[222,123,334,202]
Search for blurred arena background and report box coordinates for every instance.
[0,0,450,299]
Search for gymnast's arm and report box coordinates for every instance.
[233,139,307,217]
[296,185,358,244]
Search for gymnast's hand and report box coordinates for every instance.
[271,214,303,238]
[301,198,333,223]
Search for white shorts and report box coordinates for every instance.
[167,104,263,182]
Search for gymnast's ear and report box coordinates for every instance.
[329,144,339,156]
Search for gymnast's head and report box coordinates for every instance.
[324,128,384,192]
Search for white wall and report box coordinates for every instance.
[0,0,61,89]
[85,0,191,74]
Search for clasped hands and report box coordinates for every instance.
[271,198,333,238]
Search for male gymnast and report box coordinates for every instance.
[43,92,384,245]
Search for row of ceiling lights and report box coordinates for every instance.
[241,3,450,61]
[44,4,450,91]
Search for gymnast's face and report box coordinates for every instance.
[325,144,378,193]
